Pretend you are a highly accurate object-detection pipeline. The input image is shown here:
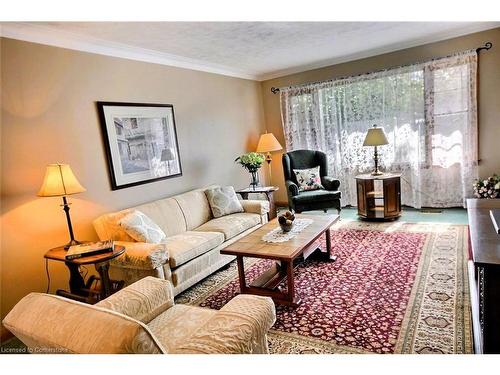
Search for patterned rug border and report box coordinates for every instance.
[176,220,472,354]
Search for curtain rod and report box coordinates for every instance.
[270,41,493,94]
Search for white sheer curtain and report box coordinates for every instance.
[280,51,478,208]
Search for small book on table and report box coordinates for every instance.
[66,240,114,260]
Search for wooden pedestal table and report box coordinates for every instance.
[356,173,402,220]
[221,214,339,307]
[44,244,126,304]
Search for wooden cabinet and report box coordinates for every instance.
[356,173,401,220]
[467,198,500,353]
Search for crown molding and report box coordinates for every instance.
[0,22,260,80]
[256,22,500,81]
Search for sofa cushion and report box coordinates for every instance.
[119,210,166,244]
[174,189,213,230]
[292,189,341,203]
[194,213,261,240]
[205,186,244,218]
[165,231,224,268]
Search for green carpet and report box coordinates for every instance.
[278,206,468,225]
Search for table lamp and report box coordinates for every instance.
[161,148,175,174]
[256,133,282,184]
[363,125,389,176]
[38,164,86,249]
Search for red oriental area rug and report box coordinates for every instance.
[176,220,472,354]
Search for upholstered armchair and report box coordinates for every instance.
[282,150,341,213]
[3,277,276,354]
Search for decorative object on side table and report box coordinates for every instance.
[97,102,182,190]
[44,243,125,304]
[473,174,500,199]
[235,152,265,189]
[38,163,86,249]
[363,124,389,176]
[256,132,282,182]
[278,210,295,232]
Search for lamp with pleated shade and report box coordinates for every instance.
[363,125,389,176]
[38,164,86,249]
[256,132,283,186]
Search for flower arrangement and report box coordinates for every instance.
[235,152,265,172]
[235,152,265,188]
[473,175,500,199]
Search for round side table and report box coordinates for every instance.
[44,244,125,304]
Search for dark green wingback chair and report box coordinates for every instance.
[282,150,341,214]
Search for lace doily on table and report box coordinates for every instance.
[262,218,314,243]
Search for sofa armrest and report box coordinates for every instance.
[111,241,169,270]
[96,276,174,324]
[171,294,276,354]
[239,199,270,215]
[321,176,340,191]
[286,180,300,197]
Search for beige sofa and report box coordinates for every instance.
[3,277,276,354]
[93,186,269,295]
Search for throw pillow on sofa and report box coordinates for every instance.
[118,210,166,243]
[205,186,244,218]
[293,166,324,191]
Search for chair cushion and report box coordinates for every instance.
[205,186,244,218]
[194,213,261,240]
[164,231,224,268]
[292,189,341,203]
[147,304,216,353]
[119,210,166,244]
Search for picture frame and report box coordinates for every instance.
[97,102,182,190]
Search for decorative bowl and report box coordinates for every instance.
[278,211,295,232]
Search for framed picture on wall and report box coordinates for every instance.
[97,102,182,190]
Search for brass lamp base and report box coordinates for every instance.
[371,146,384,176]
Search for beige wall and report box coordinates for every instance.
[0,38,265,338]
[261,28,500,204]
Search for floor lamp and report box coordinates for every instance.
[256,133,283,186]
[161,148,175,175]
[38,164,87,249]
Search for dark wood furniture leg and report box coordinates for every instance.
[265,191,277,220]
[95,262,112,299]
[239,192,249,200]
[64,262,87,296]
[325,228,336,261]
[236,256,247,293]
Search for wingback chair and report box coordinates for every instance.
[282,150,341,214]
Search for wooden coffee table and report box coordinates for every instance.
[221,214,339,307]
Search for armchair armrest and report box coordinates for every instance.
[239,199,269,215]
[111,241,169,270]
[172,294,276,354]
[96,276,174,324]
[321,176,340,191]
[286,180,300,197]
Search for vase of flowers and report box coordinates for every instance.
[235,152,265,189]
[473,174,500,199]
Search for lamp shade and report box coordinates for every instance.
[256,133,283,153]
[160,148,176,161]
[37,164,86,197]
[363,125,389,146]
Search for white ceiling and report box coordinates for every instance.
[2,22,499,80]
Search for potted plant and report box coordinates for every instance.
[235,152,265,189]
